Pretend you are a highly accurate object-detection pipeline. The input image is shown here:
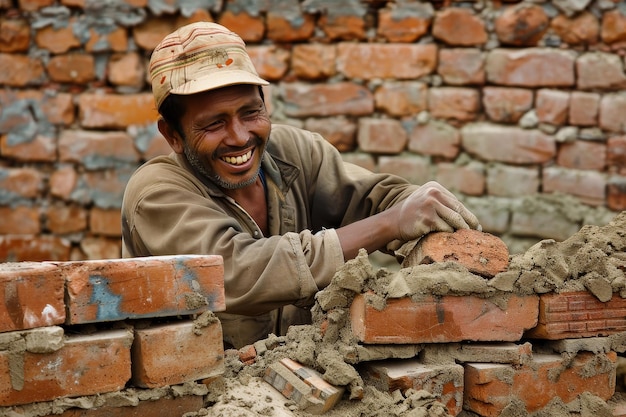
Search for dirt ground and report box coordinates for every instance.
[184,211,626,417]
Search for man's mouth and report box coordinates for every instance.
[221,150,253,166]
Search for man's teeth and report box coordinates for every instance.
[222,150,252,165]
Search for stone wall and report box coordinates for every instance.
[1,0,625,262]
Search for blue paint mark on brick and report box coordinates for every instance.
[89,274,123,321]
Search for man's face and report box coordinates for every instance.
[175,84,271,190]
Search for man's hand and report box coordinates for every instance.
[396,181,481,242]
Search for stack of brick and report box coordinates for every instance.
[0,255,226,417]
[255,227,626,416]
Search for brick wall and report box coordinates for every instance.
[0,0,625,262]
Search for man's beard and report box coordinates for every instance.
[183,141,264,190]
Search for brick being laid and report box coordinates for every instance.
[62,255,225,324]
[349,293,539,344]
[524,291,626,340]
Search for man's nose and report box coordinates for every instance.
[225,118,250,146]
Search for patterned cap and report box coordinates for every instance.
[149,22,269,110]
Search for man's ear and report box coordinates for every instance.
[158,118,185,154]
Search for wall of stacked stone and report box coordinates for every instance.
[0,0,625,262]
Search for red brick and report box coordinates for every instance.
[132,16,178,50]
[608,176,626,211]
[49,166,78,200]
[0,235,71,262]
[304,118,356,153]
[78,236,122,260]
[495,4,548,46]
[525,291,626,340]
[378,155,431,186]
[34,21,81,54]
[543,166,606,206]
[282,82,373,117]
[0,53,45,87]
[17,0,54,11]
[357,118,407,154]
[247,45,290,81]
[486,164,539,197]
[600,93,626,133]
[409,120,460,159]
[577,52,626,91]
[0,206,40,235]
[601,9,626,44]
[377,3,432,42]
[45,205,88,235]
[551,11,599,45]
[264,358,344,414]
[429,87,480,121]
[432,8,487,46]
[0,329,133,406]
[461,123,556,164]
[402,229,509,277]
[78,93,159,129]
[337,43,437,80]
[464,351,617,416]
[266,12,315,42]
[0,167,44,199]
[486,48,576,87]
[50,395,205,417]
[318,14,365,41]
[0,262,65,332]
[238,344,257,365]
[536,89,570,125]
[291,44,337,80]
[89,207,121,237]
[64,255,225,324]
[608,136,626,175]
[85,25,128,53]
[374,81,428,117]
[47,53,95,83]
[569,91,600,126]
[361,360,463,416]
[482,87,533,123]
[132,319,224,388]
[59,129,140,168]
[438,48,485,86]
[0,18,30,52]
[218,10,264,43]
[349,293,539,344]
[557,140,606,171]
[435,163,486,196]
[107,52,145,88]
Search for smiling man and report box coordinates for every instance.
[121,22,481,348]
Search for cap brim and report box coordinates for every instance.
[170,70,269,96]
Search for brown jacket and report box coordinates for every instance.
[121,124,417,348]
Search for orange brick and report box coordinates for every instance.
[361,359,463,416]
[0,329,133,406]
[77,93,159,129]
[89,207,121,237]
[350,293,538,344]
[0,206,40,234]
[0,262,65,332]
[0,235,71,262]
[525,291,626,339]
[0,53,45,87]
[64,255,225,324]
[131,319,224,388]
[464,351,617,416]
[402,229,509,277]
[47,395,205,417]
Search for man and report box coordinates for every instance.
[121,22,481,349]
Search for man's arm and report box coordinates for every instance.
[335,181,481,260]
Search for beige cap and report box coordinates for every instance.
[149,22,269,110]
